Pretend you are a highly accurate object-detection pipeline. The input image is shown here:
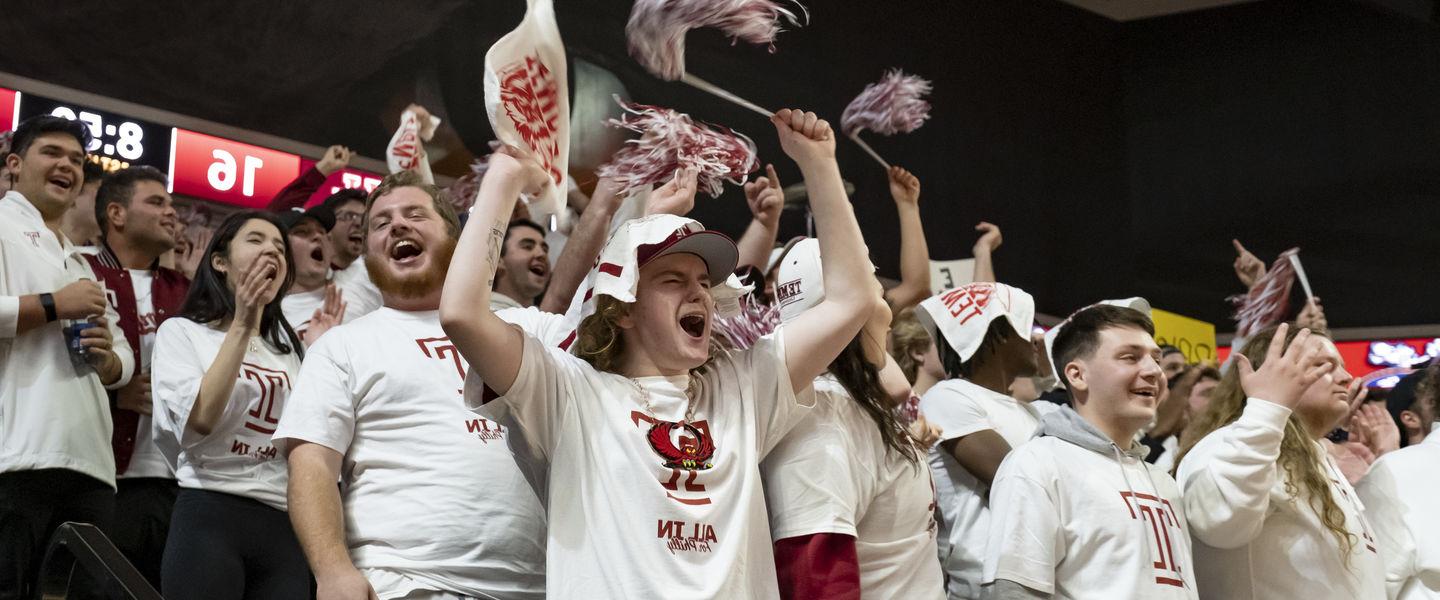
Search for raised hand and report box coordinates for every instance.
[1296,297,1328,333]
[645,168,699,217]
[743,164,783,225]
[316,145,353,176]
[1235,324,1335,409]
[233,254,281,334]
[489,147,550,196]
[973,222,1002,256]
[1348,391,1399,457]
[54,279,108,319]
[771,109,835,165]
[1232,239,1267,289]
[303,284,347,348]
[887,166,920,206]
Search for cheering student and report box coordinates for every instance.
[490,219,552,310]
[0,115,133,599]
[84,166,191,590]
[984,304,1198,599]
[1357,363,1440,599]
[441,109,875,599]
[276,170,547,600]
[913,282,1041,600]
[761,238,944,599]
[1175,324,1383,599]
[319,188,384,317]
[151,211,308,598]
[277,203,353,344]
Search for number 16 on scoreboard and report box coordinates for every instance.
[169,128,301,208]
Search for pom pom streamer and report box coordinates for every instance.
[713,292,780,350]
[627,0,806,81]
[841,70,934,168]
[1228,248,1299,338]
[596,98,758,198]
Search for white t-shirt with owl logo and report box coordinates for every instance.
[475,329,812,599]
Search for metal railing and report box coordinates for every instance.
[37,522,162,600]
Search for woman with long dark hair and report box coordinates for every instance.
[151,211,308,598]
[760,238,942,599]
[1174,323,1383,599]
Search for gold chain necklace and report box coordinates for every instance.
[628,376,698,424]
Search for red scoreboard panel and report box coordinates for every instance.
[170,128,303,209]
[1,87,17,132]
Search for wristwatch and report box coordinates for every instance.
[38,293,58,323]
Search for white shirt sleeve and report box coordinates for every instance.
[1355,457,1418,599]
[151,319,246,450]
[100,284,135,390]
[488,330,581,456]
[745,330,813,456]
[763,395,866,540]
[272,333,357,455]
[0,295,18,338]
[1175,397,1291,550]
[983,448,1063,594]
[919,386,992,443]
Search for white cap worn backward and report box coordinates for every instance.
[1042,297,1152,381]
[916,283,1036,364]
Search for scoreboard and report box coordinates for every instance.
[1,85,381,208]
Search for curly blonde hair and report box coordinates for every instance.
[1172,324,1356,565]
[889,308,932,384]
[574,295,723,390]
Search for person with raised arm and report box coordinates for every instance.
[761,238,944,599]
[735,164,784,273]
[882,166,931,312]
[1175,323,1383,599]
[440,108,875,599]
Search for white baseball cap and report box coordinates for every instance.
[1042,297,1152,382]
[916,283,1035,364]
[774,238,823,323]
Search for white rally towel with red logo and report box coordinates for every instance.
[386,107,441,184]
[484,0,570,218]
[916,282,1035,363]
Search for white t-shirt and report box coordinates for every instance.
[119,269,172,480]
[918,378,1040,599]
[985,436,1199,599]
[151,317,299,510]
[330,260,384,320]
[282,271,384,337]
[476,330,810,599]
[1357,429,1440,600]
[273,308,546,599]
[1177,398,1384,600]
[761,375,944,599]
[0,191,133,488]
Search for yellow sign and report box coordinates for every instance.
[1151,308,1217,364]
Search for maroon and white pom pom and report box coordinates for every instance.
[1229,248,1299,338]
[841,69,934,137]
[444,141,504,213]
[627,0,806,81]
[713,292,780,350]
[597,98,757,198]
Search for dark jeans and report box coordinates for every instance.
[161,488,309,600]
[109,478,176,593]
[0,468,115,600]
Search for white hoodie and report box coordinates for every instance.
[1176,398,1385,600]
[1355,425,1440,600]
[984,406,1199,599]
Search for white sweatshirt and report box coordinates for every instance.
[1176,398,1385,600]
[1356,427,1440,600]
[984,406,1198,599]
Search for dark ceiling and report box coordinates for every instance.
[2,0,1436,332]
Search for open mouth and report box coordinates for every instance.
[1131,388,1158,400]
[679,313,706,339]
[309,247,324,262]
[528,262,549,278]
[390,239,423,263]
[48,174,74,192]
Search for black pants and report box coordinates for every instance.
[161,488,310,600]
[0,468,115,600]
[109,478,175,593]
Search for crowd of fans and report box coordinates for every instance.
[1,100,1435,600]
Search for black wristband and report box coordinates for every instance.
[38,293,58,323]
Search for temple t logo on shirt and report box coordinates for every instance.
[24,231,41,246]
[631,412,716,506]
[416,336,467,394]
[238,362,291,435]
[1118,491,1187,588]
